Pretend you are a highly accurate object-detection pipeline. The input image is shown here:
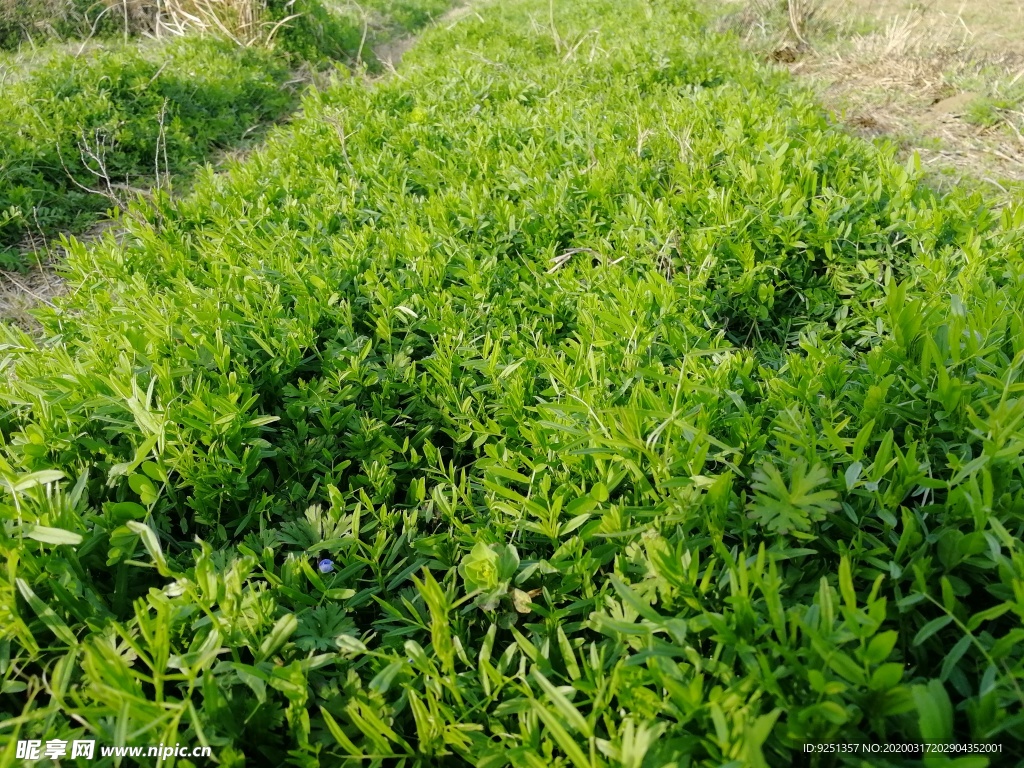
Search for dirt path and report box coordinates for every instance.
[373,2,478,70]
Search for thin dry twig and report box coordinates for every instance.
[548,247,597,273]
[0,272,58,309]
[787,0,811,49]
[323,113,354,173]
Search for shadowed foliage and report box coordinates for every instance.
[2,0,1024,765]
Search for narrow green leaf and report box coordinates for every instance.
[15,578,77,647]
[126,520,170,576]
[23,525,82,547]
[531,701,593,768]
[256,614,297,663]
[913,616,954,646]
[531,668,591,736]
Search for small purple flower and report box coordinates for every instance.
[318,559,334,574]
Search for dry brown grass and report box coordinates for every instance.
[100,0,158,34]
[74,1,295,46]
[718,0,1024,192]
[0,1,293,46]
[154,0,278,46]
[718,0,849,52]
[846,0,1024,56]
[0,266,65,333]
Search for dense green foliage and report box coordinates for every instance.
[269,0,451,62]
[0,0,452,264]
[3,0,1024,765]
[0,37,294,263]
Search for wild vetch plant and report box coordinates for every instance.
[0,0,451,265]
[2,0,1024,765]
[0,37,294,262]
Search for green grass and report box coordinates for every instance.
[275,0,453,60]
[3,0,1024,765]
[0,0,454,267]
[0,37,296,265]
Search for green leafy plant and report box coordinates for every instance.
[458,541,520,610]
[2,0,1024,765]
[0,0,453,263]
[0,36,294,258]
[748,459,841,535]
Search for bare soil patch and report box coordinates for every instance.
[373,2,477,69]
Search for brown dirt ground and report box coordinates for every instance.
[373,3,479,70]
[0,266,67,333]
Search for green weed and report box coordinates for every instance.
[0,37,295,264]
[0,0,455,266]
[2,0,1024,765]
[0,0,114,50]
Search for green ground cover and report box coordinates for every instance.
[0,0,452,266]
[3,0,1024,765]
[0,38,294,264]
